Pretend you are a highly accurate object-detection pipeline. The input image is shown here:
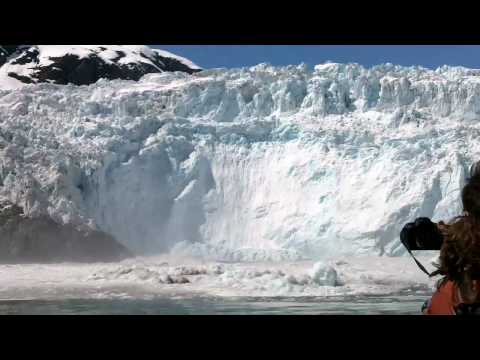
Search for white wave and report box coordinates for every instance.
[0,255,438,300]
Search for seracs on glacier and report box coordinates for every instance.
[0,61,479,263]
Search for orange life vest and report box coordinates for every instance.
[426,280,460,315]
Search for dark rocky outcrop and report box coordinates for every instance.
[0,200,132,263]
[0,46,27,67]
[0,47,9,67]
[33,53,158,85]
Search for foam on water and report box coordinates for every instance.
[0,255,438,300]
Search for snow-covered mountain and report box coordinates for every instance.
[1,60,479,261]
[0,45,201,89]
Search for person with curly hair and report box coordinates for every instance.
[401,162,480,315]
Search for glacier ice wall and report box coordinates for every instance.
[1,62,480,260]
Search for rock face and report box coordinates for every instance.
[0,45,201,89]
[0,200,132,263]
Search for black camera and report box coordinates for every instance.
[400,217,444,251]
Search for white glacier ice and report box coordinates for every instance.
[0,61,479,264]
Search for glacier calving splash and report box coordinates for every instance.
[0,62,479,260]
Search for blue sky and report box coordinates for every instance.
[153,45,480,70]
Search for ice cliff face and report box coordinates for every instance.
[0,61,479,260]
